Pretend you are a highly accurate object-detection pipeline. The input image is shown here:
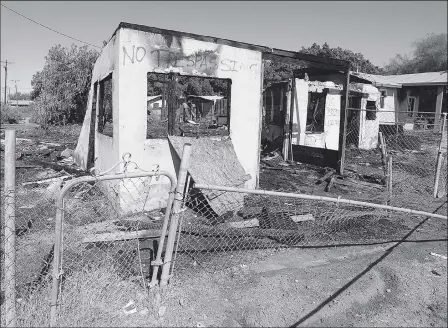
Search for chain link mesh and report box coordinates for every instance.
[51,175,173,327]
[172,187,445,276]
[345,109,447,210]
[1,163,173,326]
[1,166,70,327]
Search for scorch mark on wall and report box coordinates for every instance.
[122,45,258,75]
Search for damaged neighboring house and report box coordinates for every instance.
[346,82,381,150]
[186,95,228,124]
[262,68,351,168]
[74,22,350,216]
[351,71,447,131]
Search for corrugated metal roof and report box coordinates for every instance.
[147,95,162,101]
[187,95,224,102]
[351,71,447,87]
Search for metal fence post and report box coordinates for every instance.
[434,113,447,198]
[4,129,17,328]
[160,143,192,287]
[49,199,64,327]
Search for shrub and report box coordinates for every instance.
[0,104,22,124]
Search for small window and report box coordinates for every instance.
[380,90,387,109]
[306,92,326,132]
[366,100,377,120]
[98,74,113,137]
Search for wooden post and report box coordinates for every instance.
[433,154,444,198]
[434,86,444,131]
[288,78,296,161]
[270,88,275,123]
[4,129,16,328]
[160,143,192,287]
[338,70,350,176]
[283,82,292,161]
[387,155,393,204]
[379,132,387,171]
[434,113,447,198]
[280,85,284,113]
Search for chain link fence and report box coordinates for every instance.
[172,185,447,275]
[0,128,180,327]
[1,160,72,327]
[344,109,447,209]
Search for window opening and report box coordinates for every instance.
[146,72,231,139]
[98,74,113,137]
[306,92,326,132]
[366,100,377,120]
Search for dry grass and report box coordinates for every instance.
[1,260,164,327]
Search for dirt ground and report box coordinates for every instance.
[162,239,447,327]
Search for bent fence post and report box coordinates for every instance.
[160,143,192,287]
[149,175,177,288]
[193,183,447,220]
[4,129,17,328]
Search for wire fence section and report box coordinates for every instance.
[173,185,447,275]
[1,161,69,327]
[344,109,447,208]
[1,169,176,327]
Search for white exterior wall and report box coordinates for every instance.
[377,87,398,125]
[74,35,119,172]
[293,79,309,146]
[117,27,262,182]
[294,79,342,151]
[358,98,380,150]
[115,28,262,210]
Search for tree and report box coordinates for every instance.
[262,42,383,90]
[9,92,31,101]
[299,42,384,74]
[384,33,447,74]
[31,44,99,125]
[147,73,228,99]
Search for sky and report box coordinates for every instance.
[1,1,447,93]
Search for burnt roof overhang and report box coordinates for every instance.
[115,22,350,71]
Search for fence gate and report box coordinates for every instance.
[47,170,177,327]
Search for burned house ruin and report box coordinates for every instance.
[74,22,351,214]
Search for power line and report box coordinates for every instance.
[1,4,102,49]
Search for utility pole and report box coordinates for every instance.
[11,80,20,107]
[1,60,15,105]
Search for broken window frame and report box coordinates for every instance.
[97,73,113,137]
[146,72,232,139]
[87,82,98,169]
[306,91,327,133]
